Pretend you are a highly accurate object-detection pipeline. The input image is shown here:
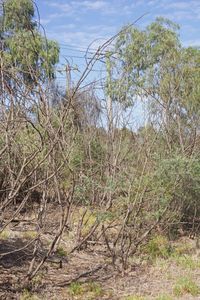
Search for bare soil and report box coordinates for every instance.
[1,205,200,300]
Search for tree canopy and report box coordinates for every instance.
[110,18,200,116]
[0,0,59,84]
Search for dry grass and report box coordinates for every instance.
[1,207,200,300]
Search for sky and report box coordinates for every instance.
[36,0,200,47]
[33,0,199,128]
[35,0,200,87]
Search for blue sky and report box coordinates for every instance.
[34,1,199,128]
[36,0,200,46]
[35,0,200,86]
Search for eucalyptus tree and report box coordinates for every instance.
[110,17,200,152]
[0,0,59,86]
[107,18,200,239]
[0,0,60,206]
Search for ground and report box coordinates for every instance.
[1,205,200,300]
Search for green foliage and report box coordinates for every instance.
[113,16,200,148]
[112,18,181,106]
[3,0,35,31]
[145,235,172,259]
[70,134,85,170]
[173,277,199,296]
[1,0,59,82]
[152,155,200,223]
[90,138,105,163]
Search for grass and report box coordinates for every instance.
[56,246,67,257]
[153,257,170,271]
[145,235,172,260]
[173,254,200,270]
[173,276,199,297]
[0,229,10,240]
[20,289,40,300]
[67,281,103,299]
[31,273,44,289]
[174,242,194,255]
[22,231,37,239]
[87,281,103,297]
[82,213,97,236]
[155,294,173,300]
[123,296,146,300]
[72,208,97,237]
[68,282,84,296]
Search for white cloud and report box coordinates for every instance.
[42,0,200,52]
[161,1,191,10]
[148,0,199,21]
[45,2,73,13]
[45,0,131,16]
[39,12,68,26]
[48,24,115,48]
[79,1,107,10]
[157,0,200,13]
[45,0,108,13]
[56,23,76,30]
[161,11,194,21]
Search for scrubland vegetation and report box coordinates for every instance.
[0,0,200,299]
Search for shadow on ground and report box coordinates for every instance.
[0,238,34,268]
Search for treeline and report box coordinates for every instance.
[0,0,200,279]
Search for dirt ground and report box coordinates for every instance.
[1,206,200,300]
